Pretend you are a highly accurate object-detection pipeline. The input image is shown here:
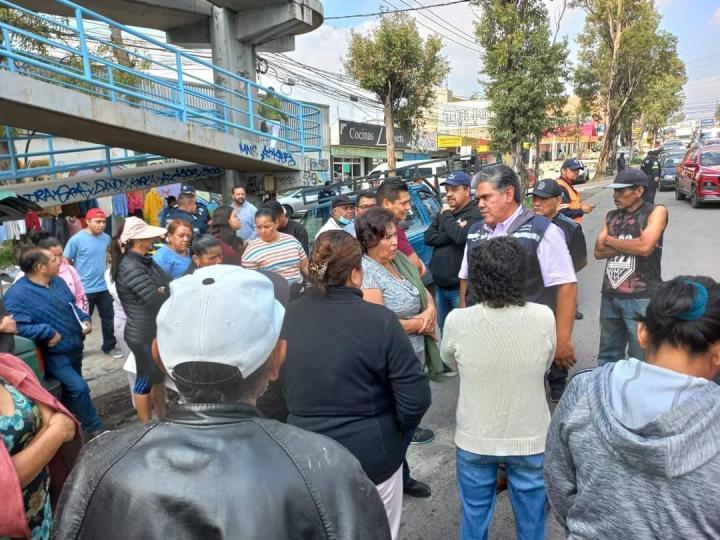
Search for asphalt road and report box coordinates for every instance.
[399,184,720,540]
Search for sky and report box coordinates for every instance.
[258,0,720,124]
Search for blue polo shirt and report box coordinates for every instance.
[64,230,110,294]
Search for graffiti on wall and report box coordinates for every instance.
[17,165,223,207]
[238,140,298,168]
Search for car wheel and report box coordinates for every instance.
[282,204,294,217]
[675,183,685,200]
[690,186,702,208]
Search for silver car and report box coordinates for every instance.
[277,185,351,217]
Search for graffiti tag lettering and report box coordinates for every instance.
[259,145,296,166]
[19,165,223,207]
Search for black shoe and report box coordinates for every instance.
[575,310,584,320]
[411,427,435,445]
[443,362,458,377]
[550,389,564,403]
[403,479,431,498]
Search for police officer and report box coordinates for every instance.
[180,185,210,233]
[164,192,203,234]
[640,150,661,204]
[530,178,588,400]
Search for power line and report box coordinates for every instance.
[382,0,480,52]
[325,0,471,20]
[401,0,477,43]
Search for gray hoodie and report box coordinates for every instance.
[545,360,720,539]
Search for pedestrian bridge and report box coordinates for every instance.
[0,0,322,184]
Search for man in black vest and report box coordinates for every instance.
[459,165,578,376]
[531,179,588,400]
[594,168,668,365]
[640,150,662,204]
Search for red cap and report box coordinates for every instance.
[86,208,106,220]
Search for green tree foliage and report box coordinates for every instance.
[473,0,569,188]
[573,0,685,178]
[345,13,449,169]
[716,104,720,123]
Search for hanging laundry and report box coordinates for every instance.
[143,188,164,226]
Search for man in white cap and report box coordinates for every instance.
[53,266,391,540]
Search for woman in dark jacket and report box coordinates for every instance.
[110,217,170,422]
[281,230,431,539]
[207,206,244,265]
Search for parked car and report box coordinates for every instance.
[675,144,720,208]
[277,184,352,218]
[661,139,685,151]
[701,137,720,147]
[301,182,442,284]
[659,154,683,191]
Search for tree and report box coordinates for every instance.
[345,13,449,170]
[473,0,569,189]
[716,103,720,123]
[573,0,685,178]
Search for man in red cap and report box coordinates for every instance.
[64,208,121,357]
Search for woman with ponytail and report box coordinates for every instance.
[281,230,430,539]
[545,275,720,538]
[110,217,170,423]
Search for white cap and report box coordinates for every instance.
[156,265,285,378]
[120,216,166,244]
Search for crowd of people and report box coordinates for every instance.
[1,159,719,540]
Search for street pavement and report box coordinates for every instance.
[77,180,720,538]
[399,184,720,539]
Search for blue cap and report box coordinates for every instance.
[441,171,471,187]
[561,159,583,171]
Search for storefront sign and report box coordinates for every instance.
[338,120,410,149]
[438,100,494,131]
[437,134,463,148]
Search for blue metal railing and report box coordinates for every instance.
[0,0,322,160]
[0,128,167,182]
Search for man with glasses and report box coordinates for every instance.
[594,168,668,365]
[344,190,377,236]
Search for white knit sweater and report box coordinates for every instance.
[441,302,556,456]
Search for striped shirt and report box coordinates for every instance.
[241,233,307,284]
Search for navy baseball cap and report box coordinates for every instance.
[530,179,563,198]
[606,168,649,189]
[441,171,471,187]
[331,194,353,208]
[561,159,584,171]
[181,184,196,194]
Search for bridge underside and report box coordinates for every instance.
[0,71,301,173]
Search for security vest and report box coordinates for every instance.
[556,177,583,223]
[465,208,556,310]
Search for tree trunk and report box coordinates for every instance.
[384,100,397,171]
[534,132,542,176]
[594,111,621,179]
[512,139,529,195]
[110,27,133,68]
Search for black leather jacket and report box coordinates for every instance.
[115,251,170,345]
[52,403,391,540]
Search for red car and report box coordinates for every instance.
[675,144,720,208]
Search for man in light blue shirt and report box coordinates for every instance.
[64,208,121,358]
[232,186,257,240]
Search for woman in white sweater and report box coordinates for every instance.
[441,236,556,540]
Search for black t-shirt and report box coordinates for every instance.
[279,219,309,255]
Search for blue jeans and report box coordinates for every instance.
[45,349,104,433]
[456,449,546,540]
[87,290,116,353]
[598,295,650,365]
[436,286,461,332]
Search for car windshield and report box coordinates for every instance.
[662,157,681,167]
[700,151,720,166]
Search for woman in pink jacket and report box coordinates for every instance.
[0,354,81,539]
